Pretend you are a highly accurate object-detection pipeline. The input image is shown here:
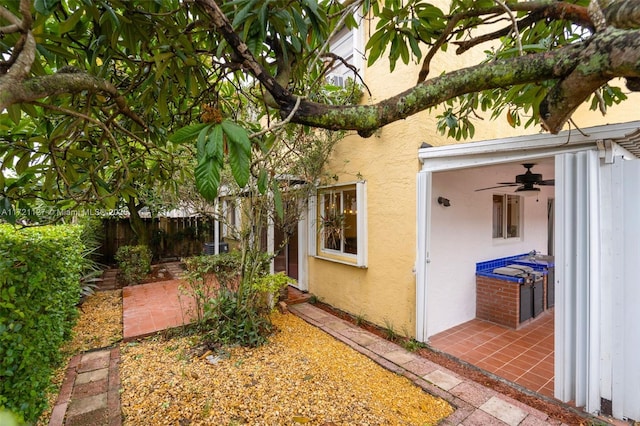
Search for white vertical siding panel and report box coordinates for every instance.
[297,199,309,291]
[554,151,601,411]
[415,171,431,342]
[614,160,640,420]
[356,181,368,268]
[555,153,576,402]
[214,200,220,254]
[611,158,625,419]
[587,152,602,413]
[598,162,614,403]
[621,164,640,420]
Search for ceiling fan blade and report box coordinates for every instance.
[474,184,519,191]
[537,179,555,186]
[497,182,517,185]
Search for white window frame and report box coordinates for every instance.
[309,181,367,267]
[327,22,364,86]
[492,193,523,240]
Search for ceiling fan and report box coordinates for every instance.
[475,163,555,192]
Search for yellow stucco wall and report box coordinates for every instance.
[307,16,640,336]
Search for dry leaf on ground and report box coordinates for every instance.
[63,290,123,354]
[120,312,453,426]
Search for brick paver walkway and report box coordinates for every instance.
[49,349,120,426]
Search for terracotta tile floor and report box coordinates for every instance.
[122,279,196,341]
[429,309,555,398]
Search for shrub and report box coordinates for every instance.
[204,288,274,347]
[0,225,85,423]
[181,252,243,324]
[115,245,152,285]
[181,250,277,347]
[252,272,295,309]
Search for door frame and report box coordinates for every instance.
[415,121,639,415]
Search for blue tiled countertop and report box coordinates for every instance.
[511,257,554,268]
[475,253,549,283]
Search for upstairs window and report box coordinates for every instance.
[326,25,363,87]
[493,194,522,239]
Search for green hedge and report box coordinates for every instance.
[0,225,85,423]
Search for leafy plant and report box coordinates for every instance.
[115,245,152,285]
[181,250,281,347]
[0,225,85,423]
[252,272,295,309]
[401,338,426,352]
[181,252,243,324]
[203,288,273,347]
[383,318,399,342]
[320,210,346,250]
[77,217,105,304]
[354,312,367,327]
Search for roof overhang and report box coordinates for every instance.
[419,121,640,172]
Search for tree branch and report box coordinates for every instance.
[0,70,147,128]
[286,29,640,136]
[540,27,639,132]
[194,0,297,108]
[421,1,594,81]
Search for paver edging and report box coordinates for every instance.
[48,348,121,426]
[288,302,607,426]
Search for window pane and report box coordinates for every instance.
[319,187,359,256]
[343,189,358,254]
[322,192,342,250]
[506,195,520,238]
[492,195,504,238]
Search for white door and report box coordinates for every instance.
[610,157,640,420]
[555,152,640,420]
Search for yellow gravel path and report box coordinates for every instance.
[120,312,453,425]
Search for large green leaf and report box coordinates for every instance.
[58,8,84,34]
[221,120,251,188]
[257,169,268,195]
[169,123,210,144]
[194,157,221,201]
[206,125,224,160]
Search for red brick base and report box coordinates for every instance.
[476,275,520,329]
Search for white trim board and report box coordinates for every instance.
[419,121,640,171]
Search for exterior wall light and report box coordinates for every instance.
[437,197,451,207]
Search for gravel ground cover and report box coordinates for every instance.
[64,290,124,353]
[120,312,453,425]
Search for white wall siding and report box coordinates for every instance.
[554,151,601,411]
[416,170,432,342]
[611,158,640,420]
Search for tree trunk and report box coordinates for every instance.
[126,198,150,247]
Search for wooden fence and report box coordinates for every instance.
[99,217,218,264]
